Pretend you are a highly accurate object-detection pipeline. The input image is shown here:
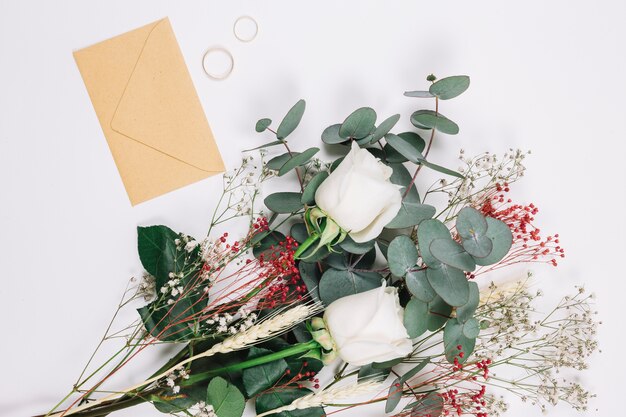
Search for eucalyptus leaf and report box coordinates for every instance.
[456,281,479,323]
[385,133,425,164]
[299,261,321,302]
[404,297,428,338]
[462,317,481,339]
[206,377,246,417]
[388,235,419,276]
[267,152,296,171]
[410,392,444,417]
[417,219,451,267]
[389,162,419,202]
[301,171,329,205]
[367,114,401,143]
[398,132,426,153]
[405,269,436,303]
[383,143,409,163]
[340,107,377,139]
[426,296,453,331]
[386,202,436,229]
[429,238,476,271]
[426,264,469,307]
[264,192,304,214]
[443,318,476,364]
[474,217,513,266]
[456,207,488,239]
[339,235,376,255]
[318,268,382,305]
[386,377,403,413]
[418,159,464,178]
[244,140,284,152]
[358,363,391,383]
[410,110,459,135]
[253,231,287,259]
[403,90,435,98]
[429,75,470,100]
[321,124,347,144]
[255,118,272,132]
[277,99,306,140]
[278,148,319,176]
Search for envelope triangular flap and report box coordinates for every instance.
[110,18,222,172]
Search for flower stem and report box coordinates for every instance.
[293,233,320,259]
[183,340,319,386]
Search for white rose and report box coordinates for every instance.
[323,284,413,366]
[314,141,402,243]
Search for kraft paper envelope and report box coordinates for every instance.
[73,18,225,205]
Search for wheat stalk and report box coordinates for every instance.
[256,381,382,417]
[61,303,321,417]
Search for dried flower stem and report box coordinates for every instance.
[61,304,321,417]
[256,381,382,417]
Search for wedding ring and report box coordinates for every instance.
[233,15,258,43]
[202,47,234,80]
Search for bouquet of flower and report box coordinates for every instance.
[39,75,597,417]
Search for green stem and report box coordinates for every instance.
[183,340,319,386]
[293,233,320,259]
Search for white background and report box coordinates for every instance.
[1,1,625,416]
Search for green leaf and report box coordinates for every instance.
[429,75,470,100]
[278,148,320,176]
[365,114,401,144]
[474,217,513,266]
[358,363,391,383]
[385,377,403,413]
[404,297,428,338]
[405,269,436,303]
[426,264,469,307]
[443,318,476,364]
[138,225,188,287]
[137,302,194,342]
[388,235,419,276]
[418,159,464,178]
[256,118,272,132]
[398,132,426,153]
[253,231,287,258]
[264,192,304,214]
[385,133,425,164]
[410,110,459,135]
[389,162,420,202]
[410,392,444,417]
[256,388,325,417]
[372,357,403,369]
[206,377,245,417]
[318,268,382,305]
[339,107,377,139]
[417,219,451,267]
[245,140,284,152]
[277,100,306,140]
[301,171,328,205]
[243,347,288,397]
[429,238,476,271]
[386,202,436,229]
[383,143,408,163]
[403,90,435,98]
[321,124,346,144]
[457,207,492,258]
[267,152,296,171]
[339,235,376,255]
[426,296,452,331]
[385,359,430,413]
[456,281,479,323]
[462,317,481,338]
[299,261,321,302]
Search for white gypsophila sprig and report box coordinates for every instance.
[61,303,322,417]
[473,278,599,412]
[424,149,528,222]
[256,381,381,417]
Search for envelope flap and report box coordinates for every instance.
[110,19,223,172]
